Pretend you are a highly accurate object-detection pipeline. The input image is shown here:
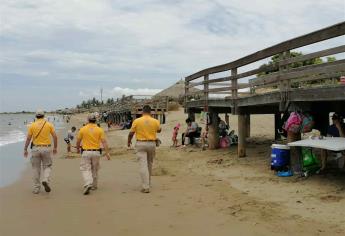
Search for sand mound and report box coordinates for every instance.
[154,80,199,99]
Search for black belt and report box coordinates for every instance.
[35,144,51,147]
[137,140,156,142]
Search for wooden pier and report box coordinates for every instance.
[184,22,345,157]
[106,95,168,125]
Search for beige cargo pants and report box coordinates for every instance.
[80,151,101,188]
[135,141,156,189]
[30,146,52,190]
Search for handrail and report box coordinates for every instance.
[184,22,345,112]
[186,22,345,82]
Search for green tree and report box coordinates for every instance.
[258,51,324,77]
[327,56,336,63]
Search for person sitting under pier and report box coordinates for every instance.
[320,113,345,172]
[218,117,228,138]
[182,118,200,146]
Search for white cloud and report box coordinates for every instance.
[78,86,161,100]
[0,0,344,111]
[111,87,161,97]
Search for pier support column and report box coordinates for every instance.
[225,113,229,127]
[238,114,247,157]
[313,111,329,136]
[245,114,250,138]
[188,111,195,122]
[208,112,219,150]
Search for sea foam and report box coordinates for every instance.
[0,130,26,147]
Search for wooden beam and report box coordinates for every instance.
[279,45,345,66]
[187,64,277,88]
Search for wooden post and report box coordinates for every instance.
[238,114,247,157]
[208,111,219,149]
[225,113,229,127]
[204,75,209,112]
[185,79,189,113]
[245,114,250,138]
[274,113,282,140]
[279,51,291,111]
[313,111,329,136]
[188,111,195,122]
[231,68,238,115]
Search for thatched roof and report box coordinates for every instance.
[154,80,199,99]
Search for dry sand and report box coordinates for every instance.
[1,109,344,236]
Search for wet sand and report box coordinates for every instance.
[0,109,344,236]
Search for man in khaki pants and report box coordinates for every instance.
[24,110,58,194]
[76,113,110,195]
[128,105,161,193]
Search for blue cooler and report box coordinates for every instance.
[271,144,290,170]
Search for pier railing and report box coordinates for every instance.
[105,95,169,124]
[185,22,345,113]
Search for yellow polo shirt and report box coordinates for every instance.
[130,115,160,141]
[77,123,105,149]
[28,118,55,145]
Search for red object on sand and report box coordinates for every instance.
[340,76,345,84]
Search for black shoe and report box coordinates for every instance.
[83,185,92,195]
[42,181,51,193]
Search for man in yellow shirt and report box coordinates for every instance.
[24,109,57,194]
[128,105,161,193]
[76,113,110,195]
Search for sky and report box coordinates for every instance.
[0,0,344,112]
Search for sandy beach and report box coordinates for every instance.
[0,109,344,236]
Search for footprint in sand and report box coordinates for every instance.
[320,195,344,202]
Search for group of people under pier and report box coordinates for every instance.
[177,109,345,174]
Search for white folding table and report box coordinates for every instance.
[288,137,345,151]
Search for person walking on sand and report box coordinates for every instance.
[76,113,110,195]
[64,126,76,153]
[128,105,161,193]
[23,109,58,194]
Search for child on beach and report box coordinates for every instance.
[172,123,181,147]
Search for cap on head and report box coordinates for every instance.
[36,109,45,117]
[88,113,97,122]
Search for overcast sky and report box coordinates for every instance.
[0,0,344,112]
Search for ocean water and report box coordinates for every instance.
[0,114,65,187]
